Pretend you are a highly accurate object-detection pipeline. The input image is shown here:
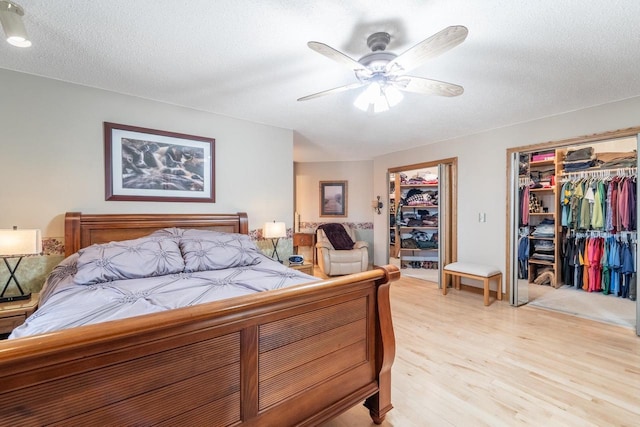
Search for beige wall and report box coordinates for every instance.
[295,160,374,223]
[0,69,294,237]
[373,96,640,285]
[294,160,374,263]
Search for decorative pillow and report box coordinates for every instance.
[74,235,185,285]
[177,228,261,272]
[150,227,186,238]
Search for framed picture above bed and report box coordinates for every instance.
[104,122,215,202]
[319,180,347,217]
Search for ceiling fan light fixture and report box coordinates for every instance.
[384,85,403,107]
[0,0,30,47]
[353,81,381,112]
[373,95,390,114]
[354,81,403,113]
[353,96,369,112]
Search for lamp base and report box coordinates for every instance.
[270,237,282,263]
[0,292,31,303]
[1,256,31,303]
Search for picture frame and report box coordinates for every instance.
[319,181,347,217]
[104,122,215,202]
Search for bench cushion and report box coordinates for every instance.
[444,262,500,278]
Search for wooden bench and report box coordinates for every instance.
[442,262,502,306]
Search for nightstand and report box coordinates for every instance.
[286,262,314,276]
[293,232,316,265]
[0,292,39,336]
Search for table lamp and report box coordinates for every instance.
[263,221,286,263]
[0,226,41,303]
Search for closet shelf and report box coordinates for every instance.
[401,204,437,209]
[529,259,554,266]
[528,236,555,241]
[529,212,554,216]
[529,187,555,192]
[529,159,555,167]
[400,226,437,230]
[400,184,438,188]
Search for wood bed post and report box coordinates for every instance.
[365,265,399,424]
[237,212,249,235]
[64,212,81,257]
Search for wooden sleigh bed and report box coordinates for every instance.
[0,212,399,426]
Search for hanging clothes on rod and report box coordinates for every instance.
[559,165,637,299]
[562,230,636,298]
[559,170,637,233]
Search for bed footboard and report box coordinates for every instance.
[0,265,399,426]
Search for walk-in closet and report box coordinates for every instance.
[508,129,639,336]
[389,159,456,285]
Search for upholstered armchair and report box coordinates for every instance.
[315,223,369,276]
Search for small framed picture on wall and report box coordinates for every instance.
[319,181,347,217]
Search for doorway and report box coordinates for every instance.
[506,128,640,336]
[388,158,457,286]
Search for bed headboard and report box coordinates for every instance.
[64,212,249,257]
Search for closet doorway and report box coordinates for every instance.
[388,158,457,287]
[506,128,640,337]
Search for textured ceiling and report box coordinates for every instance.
[2,1,640,161]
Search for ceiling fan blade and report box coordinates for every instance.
[308,41,372,77]
[394,76,464,97]
[297,82,366,101]
[385,26,468,75]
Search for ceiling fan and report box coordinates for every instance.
[297,26,468,113]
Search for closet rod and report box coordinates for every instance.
[518,177,532,186]
[559,166,637,181]
[568,229,637,239]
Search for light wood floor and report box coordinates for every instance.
[322,276,640,427]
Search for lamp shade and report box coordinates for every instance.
[0,228,41,256]
[263,221,286,239]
